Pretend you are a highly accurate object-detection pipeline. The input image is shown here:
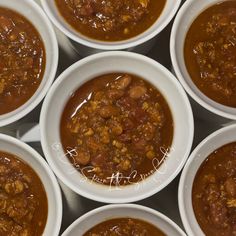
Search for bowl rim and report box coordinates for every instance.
[0,0,58,127]
[62,204,187,236]
[40,51,194,204]
[178,123,236,236]
[41,0,181,50]
[170,0,236,120]
[0,133,63,236]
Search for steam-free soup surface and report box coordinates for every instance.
[0,151,48,235]
[83,218,166,236]
[60,73,173,186]
[185,1,236,107]
[0,7,45,115]
[55,0,166,41]
[192,142,236,236]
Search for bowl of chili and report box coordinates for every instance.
[0,133,62,235]
[170,0,236,121]
[62,204,186,236]
[0,0,58,127]
[40,51,194,203]
[179,123,236,236]
[41,0,181,56]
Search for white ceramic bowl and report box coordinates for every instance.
[0,133,62,236]
[179,123,236,236]
[40,51,194,203]
[62,204,186,236]
[0,0,58,127]
[41,0,181,55]
[170,0,236,120]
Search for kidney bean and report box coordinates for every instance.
[107,89,124,100]
[99,105,120,118]
[114,74,132,90]
[133,138,147,153]
[91,153,106,167]
[86,137,100,152]
[75,151,90,165]
[129,85,147,99]
[118,132,132,143]
[131,107,148,123]
[100,129,110,144]
[117,96,136,110]
[122,118,134,130]
[108,120,123,135]
[4,180,24,195]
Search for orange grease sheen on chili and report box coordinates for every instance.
[185,1,236,107]
[60,73,173,186]
[0,7,46,115]
[55,0,166,41]
[83,218,166,236]
[0,151,48,235]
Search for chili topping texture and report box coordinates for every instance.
[60,73,173,185]
[192,142,236,236]
[0,151,48,236]
[0,7,45,115]
[55,0,166,41]
[83,218,167,236]
[185,1,236,107]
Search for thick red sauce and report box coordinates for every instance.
[83,218,167,236]
[192,142,236,236]
[0,7,45,115]
[55,0,166,41]
[0,151,48,236]
[185,1,236,107]
[60,73,173,186]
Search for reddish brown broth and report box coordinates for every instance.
[83,218,166,236]
[60,73,173,186]
[0,7,46,115]
[0,151,48,236]
[55,0,166,41]
[192,142,236,236]
[184,1,236,107]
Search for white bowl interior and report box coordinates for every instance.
[0,134,62,235]
[171,0,236,119]
[62,204,186,236]
[41,0,181,49]
[41,52,193,203]
[179,124,236,236]
[0,0,58,127]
